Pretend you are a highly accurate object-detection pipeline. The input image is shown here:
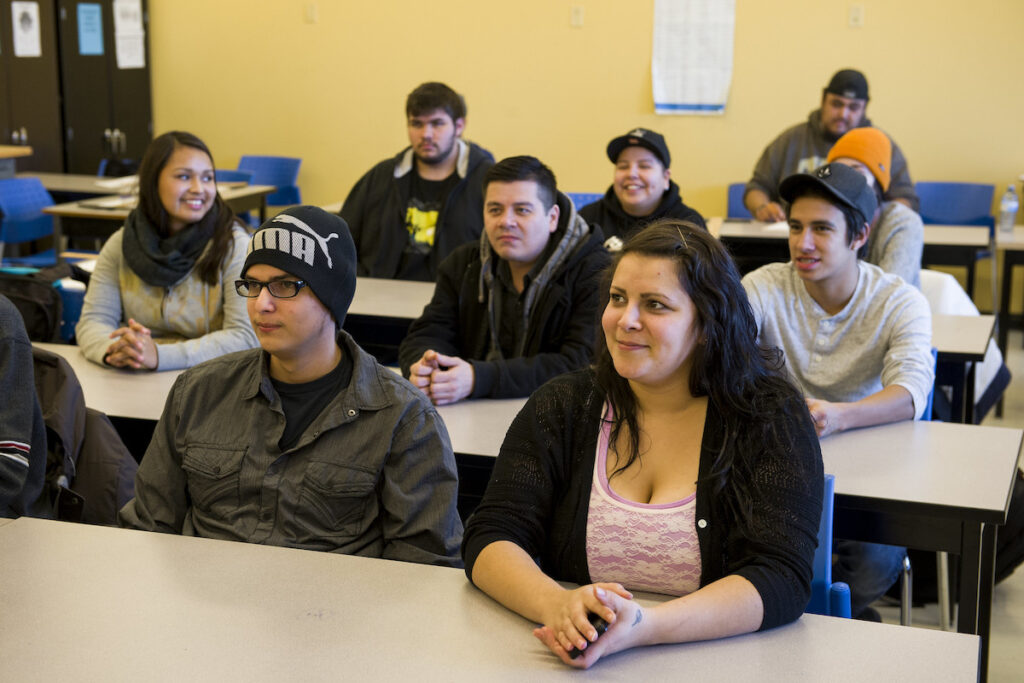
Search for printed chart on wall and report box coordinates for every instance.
[113,0,144,69]
[652,0,735,115]
[11,1,41,58]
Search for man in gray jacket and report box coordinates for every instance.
[743,69,917,222]
[120,206,464,566]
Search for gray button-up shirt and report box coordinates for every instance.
[120,332,463,567]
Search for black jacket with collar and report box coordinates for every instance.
[398,194,611,398]
[578,180,706,243]
[340,140,494,281]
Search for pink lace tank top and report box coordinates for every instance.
[585,403,702,597]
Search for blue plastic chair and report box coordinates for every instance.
[0,178,57,267]
[917,182,995,298]
[727,182,753,219]
[916,182,995,229]
[566,192,603,211]
[807,474,852,618]
[237,155,302,206]
[215,169,253,184]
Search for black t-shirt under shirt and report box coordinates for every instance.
[271,349,354,452]
[396,168,459,281]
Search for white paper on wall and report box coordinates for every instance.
[11,2,41,58]
[652,0,735,116]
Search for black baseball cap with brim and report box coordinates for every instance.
[824,69,869,101]
[778,163,878,225]
[606,128,671,168]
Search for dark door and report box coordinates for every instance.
[57,0,151,174]
[0,0,65,171]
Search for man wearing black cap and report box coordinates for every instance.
[120,206,464,567]
[743,69,917,223]
[741,163,933,620]
[579,127,705,246]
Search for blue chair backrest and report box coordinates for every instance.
[238,155,302,205]
[727,183,752,219]
[923,347,938,421]
[0,178,55,244]
[566,192,603,211]
[807,473,852,618]
[916,182,994,230]
[215,169,253,184]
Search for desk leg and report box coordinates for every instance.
[259,197,267,224]
[53,215,66,256]
[957,522,988,681]
[977,524,997,683]
[966,362,977,425]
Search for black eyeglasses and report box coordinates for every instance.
[234,279,308,299]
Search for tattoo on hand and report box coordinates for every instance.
[632,609,643,627]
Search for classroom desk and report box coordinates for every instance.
[0,517,981,682]
[41,184,276,249]
[34,342,181,421]
[0,144,32,177]
[348,277,434,320]
[19,170,139,195]
[933,313,996,424]
[823,420,1019,681]
[996,227,1024,357]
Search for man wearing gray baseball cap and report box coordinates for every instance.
[740,163,933,621]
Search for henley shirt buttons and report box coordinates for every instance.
[697,519,707,529]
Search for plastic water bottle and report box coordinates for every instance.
[999,184,1019,235]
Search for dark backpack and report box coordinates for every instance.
[0,263,90,342]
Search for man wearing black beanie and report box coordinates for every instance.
[120,206,464,567]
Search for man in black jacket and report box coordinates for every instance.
[399,156,610,404]
[340,82,494,281]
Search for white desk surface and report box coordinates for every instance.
[34,342,182,421]
[821,420,1021,519]
[435,397,526,458]
[349,277,434,320]
[709,218,991,248]
[933,313,995,360]
[43,184,275,219]
[995,226,1024,251]
[0,517,980,682]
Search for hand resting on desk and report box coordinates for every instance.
[104,318,158,370]
[408,349,475,405]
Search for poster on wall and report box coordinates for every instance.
[77,3,104,55]
[113,0,145,69]
[11,1,42,58]
[652,0,735,115]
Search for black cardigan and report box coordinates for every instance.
[462,369,824,631]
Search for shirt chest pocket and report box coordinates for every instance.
[182,445,247,514]
[297,461,377,537]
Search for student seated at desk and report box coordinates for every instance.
[579,127,705,248]
[340,82,494,281]
[119,207,463,565]
[0,294,48,518]
[462,221,823,669]
[398,156,610,404]
[76,131,258,371]
[826,127,923,287]
[741,164,933,620]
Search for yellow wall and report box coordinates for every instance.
[148,0,1023,218]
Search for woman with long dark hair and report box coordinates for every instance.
[77,131,257,370]
[462,220,823,668]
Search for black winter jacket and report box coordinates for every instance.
[398,195,610,398]
[578,180,706,243]
[340,140,494,281]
